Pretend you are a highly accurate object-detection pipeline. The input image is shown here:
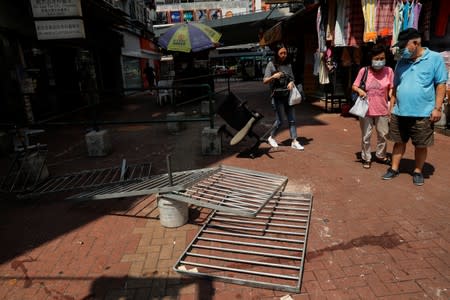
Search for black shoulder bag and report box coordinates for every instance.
[272,65,291,99]
[351,67,368,104]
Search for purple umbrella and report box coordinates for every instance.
[158,22,222,53]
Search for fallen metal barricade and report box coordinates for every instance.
[66,167,217,201]
[162,165,288,217]
[174,192,313,293]
[19,159,152,199]
[1,148,48,194]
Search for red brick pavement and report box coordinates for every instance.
[0,81,449,299]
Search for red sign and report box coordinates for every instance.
[140,38,158,53]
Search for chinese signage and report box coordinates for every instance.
[30,0,82,17]
[35,19,85,40]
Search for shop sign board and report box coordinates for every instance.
[30,0,83,17]
[35,19,86,40]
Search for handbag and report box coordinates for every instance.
[351,67,369,104]
[349,96,369,118]
[289,85,302,106]
[272,64,292,99]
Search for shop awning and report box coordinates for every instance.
[259,3,319,46]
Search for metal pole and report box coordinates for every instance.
[166,154,173,186]
[208,85,214,129]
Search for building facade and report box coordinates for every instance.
[0,0,159,125]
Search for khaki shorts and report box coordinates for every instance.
[388,114,434,147]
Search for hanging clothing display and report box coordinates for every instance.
[391,1,404,47]
[376,0,395,37]
[421,1,432,41]
[318,52,330,85]
[412,1,422,29]
[326,0,337,42]
[362,0,377,43]
[402,0,411,30]
[334,0,349,47]
[435,0,450,37]
[346,0,364,47]
[317,6,327,52]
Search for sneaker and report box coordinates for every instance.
[362,160,371,169]
[268,136,278,148]
[291,140,304,150]
[412,172,424,186]
[382,168,399,180]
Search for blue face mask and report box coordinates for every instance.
[400,48,412,59]
[372,60,386,70]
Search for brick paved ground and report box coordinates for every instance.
[0,81,449,299]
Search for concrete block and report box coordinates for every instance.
[85,129,112,157]
[202,127,222,155]
[167,112,186,133]
[200,100,215,116]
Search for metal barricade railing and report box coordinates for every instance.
[0,74,233,131]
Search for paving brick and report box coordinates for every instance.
[416,278,449,299]
[342,265,373,277]
[313,269,336,291]
[378,293,430,300]
[364,274,391,297]
[129,261,144,276]
[302,280,326,300]
[322,289,361,300]
[159,244,175,260]
[371,264,395,282]
[334,276,367,289]
[322,260,346,279]
[331,249,354,267]
[353,286,377,299]
[348,252,382,265]
[143,253,159,270]
[302,271,316,282]
[121,253,147,263]
[425,256,450,278]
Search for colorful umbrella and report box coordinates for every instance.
[158,23,222,53]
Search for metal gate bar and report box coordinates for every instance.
[163,165,288,217]
[19,160,152,198]
[66,167,217,201]
[174,192,313,293]
[1,149,48,193]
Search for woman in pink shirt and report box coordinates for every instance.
[352,44,394,169]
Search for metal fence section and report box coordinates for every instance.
[0,149,48,193]
[174,192,313,293]
[162,165,288,217]
[20,160,152,199]
[66,167,217,201]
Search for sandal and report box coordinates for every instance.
[376,157,391,165]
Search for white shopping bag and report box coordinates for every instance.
[349,96,369,118]
[288,86,302,106]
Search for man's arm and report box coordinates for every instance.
[430,83,446,122]
[389,87,397,115]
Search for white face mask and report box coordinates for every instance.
[372,60,385,70]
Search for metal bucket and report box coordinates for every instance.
[158,196,188,228]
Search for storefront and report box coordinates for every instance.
[120,31,160,93]
[260,0,450,103]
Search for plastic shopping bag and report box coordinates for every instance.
[349,96,368,118]
[288,85,302,106]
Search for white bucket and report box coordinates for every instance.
[158,196,188,228]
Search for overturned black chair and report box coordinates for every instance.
[216,91,273,158]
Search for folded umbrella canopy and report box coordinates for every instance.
[158,22,222,53]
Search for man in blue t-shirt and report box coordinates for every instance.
[382,28,448,186]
